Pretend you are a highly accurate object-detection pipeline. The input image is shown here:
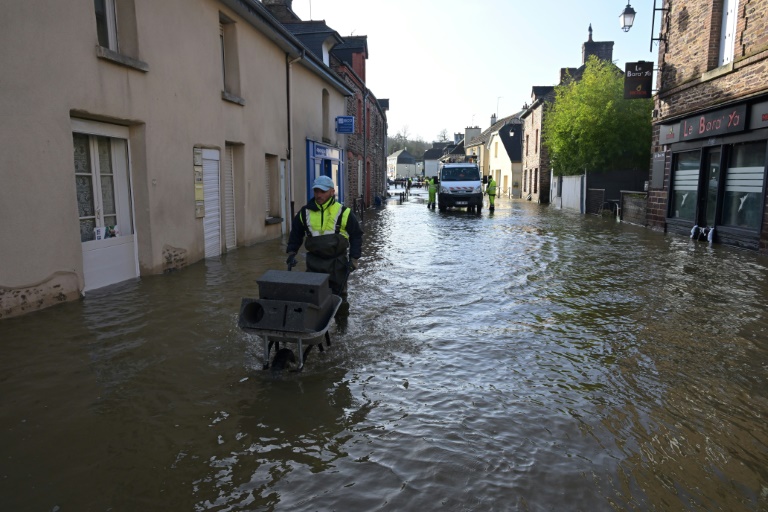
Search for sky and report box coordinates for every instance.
[290,0,660,143]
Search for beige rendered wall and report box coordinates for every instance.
[290,63,348,204]
[0,0,345,319]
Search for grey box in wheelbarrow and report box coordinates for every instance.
[238,270,335,333]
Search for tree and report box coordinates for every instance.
[542,56,653,176]
[387,128,429,159]
[437,129,449,142]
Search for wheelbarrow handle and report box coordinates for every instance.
[286,253,297,271]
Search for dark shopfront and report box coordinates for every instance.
[658,97,768,251]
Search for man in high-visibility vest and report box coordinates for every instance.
[486,175,497,211]
[427,176,437,209]
[286,175,363,319]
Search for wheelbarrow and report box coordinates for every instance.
[237,269,341,372]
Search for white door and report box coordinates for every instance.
[223,145,236,251]
[203,149,221,258]
[72,119,138,292]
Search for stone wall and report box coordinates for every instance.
[649,0,768,248]
[333,60,387,210]
[621,193,648,226]
[655,0,768,119]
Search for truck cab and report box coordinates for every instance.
[437,163,483,213]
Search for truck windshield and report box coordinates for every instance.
[441,167,480,181]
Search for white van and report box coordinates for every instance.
[437,163,483,213]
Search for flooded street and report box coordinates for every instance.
[2,188,768,511]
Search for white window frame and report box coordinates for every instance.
[72,119,134,242]
[719,0,739,66]
[95,0,118,51]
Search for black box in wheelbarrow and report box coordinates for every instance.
[238,297,335,333]
[256,270,331,307]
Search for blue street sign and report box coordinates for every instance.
[335,116,355,134]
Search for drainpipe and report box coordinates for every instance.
[363,89,369,206]
[286,49,305,222]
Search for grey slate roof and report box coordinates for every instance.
[389,149,416,164]
[280,21,343,61]
[422,148,444,160]
[331,35,368,66]
[498,119,523,163]
[466,111,524,148]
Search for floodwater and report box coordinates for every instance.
[2,188,768,511]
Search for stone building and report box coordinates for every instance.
[646,0,768,252]
[521,26,615,204]
[521,87,553,203]
[465,113,524,198]
[263,0,389,210]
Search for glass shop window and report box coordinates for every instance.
[670,150,701,221]
[721,140,766,230]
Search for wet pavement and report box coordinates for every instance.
[2,187,768,511]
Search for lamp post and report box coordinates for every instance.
[620,3,636,32]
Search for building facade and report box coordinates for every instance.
[331,39,389,210]
[262,1,389,211]
[0,0,353,319]
[647,0,768,252]
[521,26,615,204]
[521,88,554,203]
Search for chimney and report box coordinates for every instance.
[581,24,614,64]
[262,0,300,22]
[490,114,497,126]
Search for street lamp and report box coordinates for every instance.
[620,3,636,32]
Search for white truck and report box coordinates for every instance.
[437,163,484,213]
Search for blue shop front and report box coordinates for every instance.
[306,140,345,203]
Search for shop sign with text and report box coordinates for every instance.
[681,105,747,141]
[624,62,653,99]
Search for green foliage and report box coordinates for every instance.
[542,56,653,176]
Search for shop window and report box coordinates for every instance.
[669,150,701,221]
[721,141,766,230]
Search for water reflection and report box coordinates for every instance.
[1,190,768,510]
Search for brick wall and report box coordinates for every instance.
[646,125,669,231]
[649,0,768,244]
[334,64,387,208]
[622,193,648,226]
[521,102,551,203]
[656,0,768,120]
